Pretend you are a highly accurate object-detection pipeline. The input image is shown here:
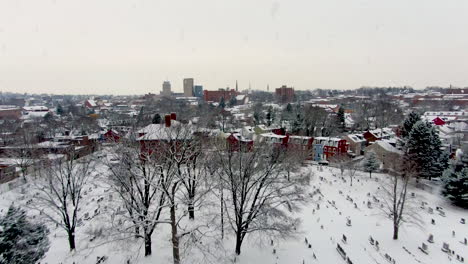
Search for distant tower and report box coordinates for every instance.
[236,80,238,92]
[183,78,194,97]
[267,84,270,92]
[162,81,171,96]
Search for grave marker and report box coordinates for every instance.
[428,234,434,243]
[419,242,429,254]
[442,242,450,253]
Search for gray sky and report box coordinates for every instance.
[1,0,467,95]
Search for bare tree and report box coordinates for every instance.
[215,142,310,255]
[3,129,38,182]
[282,145,309,181]
[330,154,350,176]
[134,120,212,264]
[347,161,358,187]
[105,140,167,257]
[378,158,422,240]
[33,152,92,251]
[155,122,195,264]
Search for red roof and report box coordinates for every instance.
[432,117,446,126]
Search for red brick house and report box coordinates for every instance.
[103,129,120,142]
[137,113,193,158]
[226,133,253,152]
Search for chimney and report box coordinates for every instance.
[165,114,171,127]
[170,112,177,121]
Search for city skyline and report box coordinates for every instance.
[1,0,468,95]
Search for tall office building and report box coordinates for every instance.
[183,78,194,97]
[162,81,171,96]
[193,85,203,97]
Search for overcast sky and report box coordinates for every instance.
[0,0,467,95]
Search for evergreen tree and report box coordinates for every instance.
[363,152,379,178]
[253,111,261,125]
[0,205,49,264]
[337,106,345,131]
[292,113,303,134]
[266,106,273,126]
[401,111,421,139]
[442,153,468,208]
[229,96,237,107]
[43,112,53,122]
[219,97,226,109]
[152,113,161,124]
[405,121,444,179]
[286,103,292,112]
[56,104,64,115]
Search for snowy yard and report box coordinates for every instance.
[0,155,467,264]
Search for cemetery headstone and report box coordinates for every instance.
[442,242,450,253]
[428,234,434,243]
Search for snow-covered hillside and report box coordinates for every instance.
[0,158,466,264]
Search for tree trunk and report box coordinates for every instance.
[144,232,152,256]
[67,229,76,251]
[170,204,181,264]
[188,200,194,220]
[393,224,399,240]
[135,225,140,238]
[369,172,372,178]
[221,192,224,239]
[235,231,243,255]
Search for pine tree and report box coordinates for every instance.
[292,112,303,134]
[337,106,345,131]
[266,107,273,126]
[0,205,49,264]
[229,96,237,107]
[401,111,421,139]
[43,112,53,121]
[405,121,445,179]
[56,104,64,115]
[363,152,379,178]
[152,113,161,124]
[136,106,145,125]
[219,97,226,108]
[442,154,468,208]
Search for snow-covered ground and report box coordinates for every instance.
[0,154,467,264]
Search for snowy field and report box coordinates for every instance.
[0,153,467,264]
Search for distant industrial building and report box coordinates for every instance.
[183,78,194,97]
[275,85,295,103]
[193,85,203,98]
[162,81,172,96]
[203,88,239,103]
[0,105,22,120]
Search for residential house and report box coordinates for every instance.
[365,141,403,171]
[343,134,366,156]
[312,137,348,161]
